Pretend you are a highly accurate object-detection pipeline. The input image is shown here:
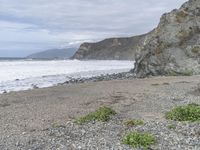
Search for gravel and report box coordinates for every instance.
[0,75,200,150]
[3,116,200,150]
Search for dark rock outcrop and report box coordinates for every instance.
[72,34,147,60]
[133,0,200,77]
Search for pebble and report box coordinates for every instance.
[5,117,198,150]
[63,72,135,85]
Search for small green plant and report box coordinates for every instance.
[166,103,200,122]
[122,132,156,149]
[167,69,193,76]
[163,82,170,85]
[167,124,176,130]
[51,123,65,128]
[180,69,193,76]
[124,119,144,127]
[167,70,179,76]
[75,106,116,124]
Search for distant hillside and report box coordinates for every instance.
[72,34,147,60]
[27,48,77,59]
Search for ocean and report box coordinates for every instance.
[0,59,134,93]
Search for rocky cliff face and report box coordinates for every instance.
[72,34,147,60]
[133,0,200,77]
[73,0,200,77]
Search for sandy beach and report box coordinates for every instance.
[0,75,200,149]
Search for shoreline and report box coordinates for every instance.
[0,75,200,149]
[61,71,135,84]
[1,71,135,94]
[0,59,134,94]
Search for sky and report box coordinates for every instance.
[0,0,188,57]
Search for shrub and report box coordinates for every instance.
[51,123,65,128]
[151,83,160,86]
[167,69,193,76]
[167,70,179,76]
[166,103,200,122]
[122,132,156,149]
[180,69,193,76]
[167,124,176,130]
[75,106,116,124]
[124,119,144,127]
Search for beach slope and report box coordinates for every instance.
[0,76,200,149]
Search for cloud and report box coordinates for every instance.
[0,0,188,57]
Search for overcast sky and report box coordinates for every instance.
[0,0,187,57]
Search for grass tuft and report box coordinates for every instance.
[51,123,65,128]
[124,119,144,127]
[122,132,156,149]
[166,103,200,122]
[75,106,116,125]
[167,124,176,130]
[167,69,193,76]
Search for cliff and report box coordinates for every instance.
[72,34,147,60]
[133,0,200,77]
[73,0,200,77]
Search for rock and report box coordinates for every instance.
[3,90,7,94]
[31,84,39,89]
[15,141,20,147]
[62,72,135,85]
[197,83,200,92]
[133,0,200,77]
[72,34,147,60]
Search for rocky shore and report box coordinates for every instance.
[0,0,200,149]
[0,75,200,149]
[73,0,200,78]
[62,72,135,85]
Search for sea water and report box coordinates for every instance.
[0,59,134,93]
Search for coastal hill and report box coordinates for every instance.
[27,48,77,59]
[72,34,147,60]
[73,0,200,78]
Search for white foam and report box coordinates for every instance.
[0,60,134,93]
